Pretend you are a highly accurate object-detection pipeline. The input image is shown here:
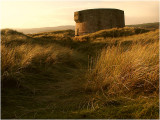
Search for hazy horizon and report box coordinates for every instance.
[1,1,159,29]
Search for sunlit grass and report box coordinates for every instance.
[1,27,159,119]
[86,42,159,96]
[85,29,159,119]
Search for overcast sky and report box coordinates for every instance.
[0,0,159,29]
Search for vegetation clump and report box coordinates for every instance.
[86,43,159,95]
[74,27,150,41]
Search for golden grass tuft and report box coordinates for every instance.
[86,41,159,96]
[1,43,80,87]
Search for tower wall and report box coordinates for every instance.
[74,9,125,36]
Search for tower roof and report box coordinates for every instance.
[75,8,124,13]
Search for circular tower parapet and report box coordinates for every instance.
[74,8,125,36]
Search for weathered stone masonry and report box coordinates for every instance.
[74,8,125,36]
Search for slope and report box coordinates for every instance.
[1,27,159,119]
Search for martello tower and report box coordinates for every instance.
[74,8,125,36]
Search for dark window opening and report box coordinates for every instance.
[76,28,79,36]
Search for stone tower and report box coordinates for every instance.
[74,8,125,36]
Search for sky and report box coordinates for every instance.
[0,0,159,29]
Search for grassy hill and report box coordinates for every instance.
[127,22,159,30]
[1,26,159,119]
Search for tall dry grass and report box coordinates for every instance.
[2,44,71,68]
[1,43,80,87]
[86,42,159,96]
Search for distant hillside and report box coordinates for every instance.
[12,22,159,34]
[127,22,159,30]
[16,25,75,34]
[1,29,33,45]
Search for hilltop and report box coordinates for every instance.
[126,22,159,30]
[5,22,159,34]
[1,25,159,119]
[14,25,75,34]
